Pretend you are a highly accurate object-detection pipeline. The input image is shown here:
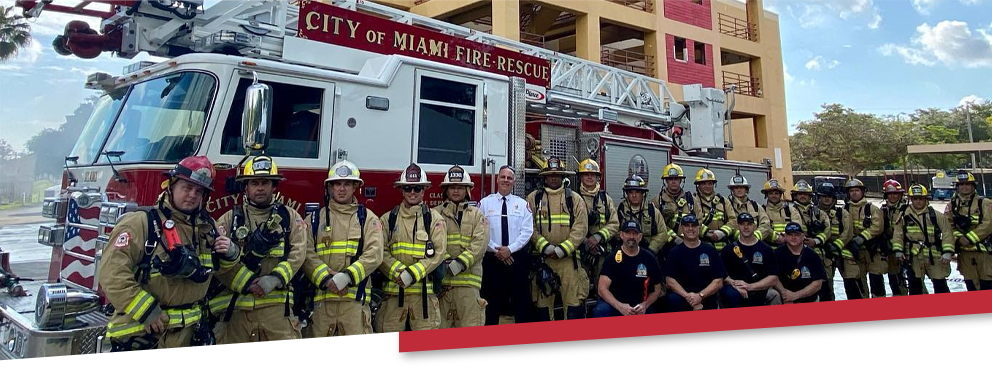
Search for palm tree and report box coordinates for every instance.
[0,5,32,63]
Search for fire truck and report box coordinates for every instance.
[0,0,771,358]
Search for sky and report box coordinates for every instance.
[1,0,990,152]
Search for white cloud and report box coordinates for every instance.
[913,0,987,15]
[784,62,795,84]
[959,95,988,106]
[880,21,992,68]
[784,0,882,30]
[805,56,840,71]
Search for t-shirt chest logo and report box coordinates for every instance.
[636,263,647,278]
[753,252,764,265]
[800,266,810,278]
[699,253,710,267]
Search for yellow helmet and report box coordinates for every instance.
[694,168,717,184]
[236,155,285,182]
[908,184,929,198]
[791,180,814,194]
[662,163,685,179]
[761,179,785,194]
[845,178,866,191]
[440,165,474,188]
[325,160,363,187]
[540,157,574,176]
[577,158,601,175]
[954,170,977,185]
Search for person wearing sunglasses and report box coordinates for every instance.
[376,163,448,331]
[526,157,589,321]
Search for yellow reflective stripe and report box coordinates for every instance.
[208,294,232,315]
[209,291,293,312]
[391,242,426,257]
[384,281,432,295]
[164,307,202,330]
[892,243,904,252]
[124,290,156,323]
[535,237,550,249]
[714,242,726,251]
[310,263,332,286]
[106,322,145,338]
[407,262,426,282]
[268,244,285,258]
[447,234,463,243]
[388,261,404,280]
[345,261,366,282]
[219,257,238,270]
[232,266,255,293]
[720,225,733,235]
[598,214,607,224]
[755,230,764,241]
[315,241,359,256]
[456,251,475,268]
[199,253,213,268]
[942,244,955,253]
[860,230,873,240]
[536,214,571,225]
[443,273,482,288]
[560,240,576,255]
[966,231,980,244]
[772,223,787,232]
[272,261,293,285]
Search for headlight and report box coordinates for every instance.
[99,202,135,227]
[35,283,101,330]
[41,198,62,219]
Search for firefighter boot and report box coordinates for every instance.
[981,280,992,291]
[536,306,552,322]
[965,280,978,291]
[908,278,925,295]
[888,273,906,296]
[565,305,585,320]
[868,273,887,297]
[931,279,951,294]
[843,279,864,299]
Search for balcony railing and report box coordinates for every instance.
[606,0,654,12]
[601,45,655,77]
[722,71,760,97]
[520,31,545,48]
[718,13,757,42]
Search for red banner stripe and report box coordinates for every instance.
[399,291,992,352]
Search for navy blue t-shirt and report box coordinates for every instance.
[774,246,827,303]
[664,242,727,293]
[721,240,778,284]
[601,247,664,306]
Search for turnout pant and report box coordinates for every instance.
[440,286,486,328]
[310,300,372,337]
[216,305,301,344]
[375,294,441,332]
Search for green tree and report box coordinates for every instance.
[26,96,99,177]
[0,138,16,160]
[790,104,907,178]
[0,5,31,62]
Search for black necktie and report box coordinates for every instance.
[501,197,510,247]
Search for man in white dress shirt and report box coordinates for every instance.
[479,165,535,324]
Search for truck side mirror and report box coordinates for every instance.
[242,73,272,153]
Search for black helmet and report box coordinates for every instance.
[531,259,561,297]
[816,182,837,197]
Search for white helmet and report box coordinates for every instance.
[440,165,474,188]
[325,160,363,187]
[394,163,432,188]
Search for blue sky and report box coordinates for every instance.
[1,0,990,152]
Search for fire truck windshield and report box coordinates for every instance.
[85,71,217,164]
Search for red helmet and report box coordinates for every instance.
[882,179,904,194]
[167,156,215,191]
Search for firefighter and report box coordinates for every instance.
[892,184,954,295]
[99,156,232,351]
[945,170,992,291]
[577,159,619,293]
[377,163,447,331]
[211,155,308,343]
[436,165,489,328]
[654,163,694,261]
[300,160,384,337]
[727,171,772,243]
[617,175,669,254]
[527,157,589,321]
[762,179,804,248]
[692,168,736,252]
[816,182,851,301]
[790,181,832,300]
[844,178,884,299]
[880,180,909,296]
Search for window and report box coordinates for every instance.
[691,0,703,4]
[674,37,687,62]
[694,41,706,65]
[71,90,125,165]
[100,72,216,163]
[221,79,323,158]
[416,75,477,165]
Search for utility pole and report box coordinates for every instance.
[965,103,986,196]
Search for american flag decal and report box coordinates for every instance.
[61,198,101,288]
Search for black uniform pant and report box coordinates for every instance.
[482,249,533,325]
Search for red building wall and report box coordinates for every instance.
[666,34,715,88]
[664,0,713,30]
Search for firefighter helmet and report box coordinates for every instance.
[662,163,685,179]
[166,156,215,191]
[954,170,977,185]
[539,157,574,176]
[761,179,785,194]
[236,155,285,183]
[441,165,474,188]
[694,168,717,184]
[622,175,648,192]
[908,184,929,198]
[791,180,814,194]
[325,160,363,187]
[882,179,904,194]
[728,172,750,189]
[577,158,601,175]
[394,163,432,188]
[845,178,866,191]
[816,182,837,198]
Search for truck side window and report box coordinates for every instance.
[416,75,477,165]
[222,79,323,158]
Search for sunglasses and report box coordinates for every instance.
[402,186,424,193]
